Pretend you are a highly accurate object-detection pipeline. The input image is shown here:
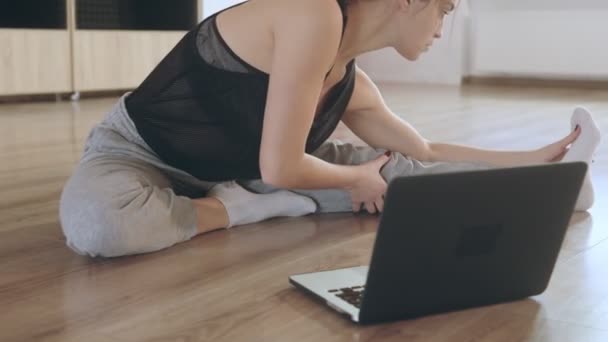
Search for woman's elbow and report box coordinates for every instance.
[260,161,298,188]
[423,141,438,162]
[261,168,287,188]
[259,147,306,188]
[406,139,434,162]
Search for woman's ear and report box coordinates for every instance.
[399,0,413,12]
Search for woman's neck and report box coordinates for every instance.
[337,0,398,63]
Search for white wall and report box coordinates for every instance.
[468,0,608,80]
[469,0,608,11]
[202,0,243,18]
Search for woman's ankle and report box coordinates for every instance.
[193,197,230,234]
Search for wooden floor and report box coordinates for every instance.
[1,84,607,341]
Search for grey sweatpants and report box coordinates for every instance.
[59,94,490,258]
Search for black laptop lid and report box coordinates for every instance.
[359,162,587,324]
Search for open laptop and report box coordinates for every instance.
[289,162,587,324]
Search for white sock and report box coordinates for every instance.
[562,107,602,211]
[207,181,317,228]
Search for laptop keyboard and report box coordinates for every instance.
[328,285,365,308]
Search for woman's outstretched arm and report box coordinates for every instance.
[342,66,581,167]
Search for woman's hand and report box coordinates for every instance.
[534,126,581,162]
[346,152,391,214]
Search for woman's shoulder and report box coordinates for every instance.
[269,0,346,41]
[220,0,346,47]
[251,0,345,29]
[282,0,345,14]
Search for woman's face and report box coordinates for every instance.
[394,0,456,61]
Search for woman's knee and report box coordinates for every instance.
[312,140,386,166]
[59,162,161,258]
[59,175,134,257]
[59,166,197,258]
[314,142,406,183]
[380,152,494,183]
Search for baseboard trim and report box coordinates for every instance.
[0,89,132,104]
[463,76,608,90]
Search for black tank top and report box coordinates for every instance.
[125,0,355,181]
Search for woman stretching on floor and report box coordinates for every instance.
[60,0,602,258]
